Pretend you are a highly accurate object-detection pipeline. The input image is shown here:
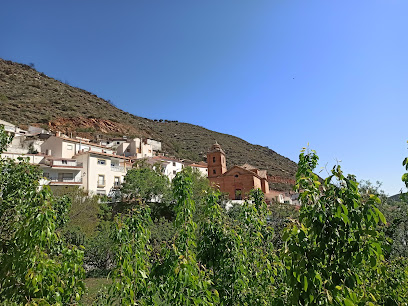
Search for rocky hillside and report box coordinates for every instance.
[0,58,297,190]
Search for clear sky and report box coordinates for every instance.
[1,1,407,195]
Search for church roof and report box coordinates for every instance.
[241,163,257,170]
[219,165,265,180]
[208,142,225,154]
[240,163,268,179]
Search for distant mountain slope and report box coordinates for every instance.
[388,193,407,202]
[0,58,297,189]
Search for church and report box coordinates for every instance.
[207,142,269,200]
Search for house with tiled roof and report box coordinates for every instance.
[40,134,129,195]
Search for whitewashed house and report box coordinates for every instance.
[41,135,115,158]
[40,135,129,194]
[0,119,29,136]
[99,138,127,149]
[117,138,154,158]
[74,151,130,195]
[188,163,208,177]
[148,156,184,181]
[40,156,83,187]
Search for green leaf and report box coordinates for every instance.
[139,270,148,279]
[303,276,308,291]
[344,298,355,306]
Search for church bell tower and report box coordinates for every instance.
[207,142,227,178]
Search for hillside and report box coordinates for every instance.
[0,58,297,190]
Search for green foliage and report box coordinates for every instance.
[121,161,170,205]
[0,188,85,304]
[282,148,387,305]
[151,170,219,305]
[267,202,299,250]
[0,126,85,304]
[108,206,152,305]
[403,146,408,190]
[150,217,176,262]
[198,189,279,305]
[0,125,13,153]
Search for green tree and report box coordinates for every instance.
[151,170,219,305]
[0,127,85,304]
[121,161,170,203]
[120,161,172,219]
[0,125,13,153]
[108,206,153,305]
[198,189,278,305]
[282,148,387,305]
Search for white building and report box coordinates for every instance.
[40,135,129,194]
[146,139,162,151]
[189,163,208,177]
[0,119,29,136]
[146,156,184,181]
[40,156,83,187]
[41,135,115,158]
[99,138,127,149]
[74,151,130,195]
[117,138,154,158]
[1,152,46,164]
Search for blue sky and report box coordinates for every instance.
[1,1,407,195]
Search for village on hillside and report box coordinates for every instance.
[0,118,299,205]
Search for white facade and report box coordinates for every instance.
[1,152,45,164]
[41,136,114,159]
[146,139,162,151]
[150,156,184,181]
[189,164,208,177]
[6,135,43,154]
[40,157,83,187]
[0,119,29,136]
[117,138,154,158]
[99,138,127,149]
[74,152,129,195]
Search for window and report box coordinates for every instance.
[62,160,68,165]
[43,173,50,179]
[213,169,216,174]
[126,148,130,152]
[173,162,176,166]
[114,176,120,187]
[173,170,176,175]
[235,189,242,200]
[234,174,239,178]
[96,189,106,195]
[116,141,120,145]
[97,159,106,165]
[98,175,105,187]
[67,144,73,150]
[213,157,216,163]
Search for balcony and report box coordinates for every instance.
[111,165,125,172]
[47,177,82,185]
[44,159,83,169]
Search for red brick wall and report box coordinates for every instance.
[209,168,263,200]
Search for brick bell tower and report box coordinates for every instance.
[207,142,227,178]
